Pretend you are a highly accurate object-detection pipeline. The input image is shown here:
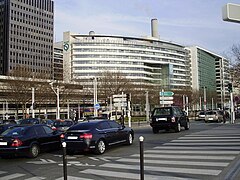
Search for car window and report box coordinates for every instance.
[108,121,121,128]
[25,127,36,136]
[97,121,111,130]
[34,126,46,135]
[153,108,171,116]
[1,127,26,136]
[42,126,54,134]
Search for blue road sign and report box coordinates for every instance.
[94,103,100,110]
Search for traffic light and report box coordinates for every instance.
[228,83,233,92]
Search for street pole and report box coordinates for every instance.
[203,87,207,112]
[139,136,144,180]
[230,92,235,123]
[62,142,67,180]
[93,77,98,117]
[146,91,149,122]
[56,86,60,119]
[32,87,35,118]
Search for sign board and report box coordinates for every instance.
[160,96,174,100]
[113,98,127,102]
[159,91,174,97]
[94,103,100,110]
[114,102,127,107]
[113,94,127,98]
[160,100,174,105]
[222,3,240,23]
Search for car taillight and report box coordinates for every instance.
[11,139,23,147]
[171,117,176,122]
[80,133,93,139]
[60,134,65,139]
[52,127,57,130]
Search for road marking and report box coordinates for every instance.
[154,146,240,150]
[0,173,25,179]
[171,139,240,142]
[55,176,93,180]
[179,136,240,139]
[116,158,229,167]
[100,163,222,176]
[164,142,240,146]
[80,169,194,180]
[0,171,6,174]
[27,159,56,165]
[131,154,235,160]
[25,177,45,180]
[145,150,240,154]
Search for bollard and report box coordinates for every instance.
[139,136,144,180]
[62,142,67,180]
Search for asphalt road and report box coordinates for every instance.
[1,120,240,180]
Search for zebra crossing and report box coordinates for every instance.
[72,126,240,180]
[1,125,240,180]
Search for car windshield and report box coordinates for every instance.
[1,126,26,136]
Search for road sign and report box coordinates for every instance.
[94,103,100,110]
[160,100,174,105]
[223,3,240,23]
[159,91,174,97]
[113,98,127,102]
[113,102,127,107]
[113,94,127,98]
[160,96,174,100]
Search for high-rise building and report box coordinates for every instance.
[0,0,54,77]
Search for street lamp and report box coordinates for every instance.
[50,82,60,119]
[203,86,207,112]
[93,77,98,117]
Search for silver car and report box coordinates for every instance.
[205,110,223,123]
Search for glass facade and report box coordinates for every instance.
[63,33,192,90]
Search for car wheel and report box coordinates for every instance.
[152,127,159,134]
[185,121,190,130]
[126,133,133,145]
[175,122,181,132]
[28,144,40,158]
[95,139,106,155]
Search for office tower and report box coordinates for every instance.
[0,0,54,78]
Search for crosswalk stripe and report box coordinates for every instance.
[55,176,93,180]
[154,146,240,150]
[171,139,240,142]
[116,158,229,167]
[185,134,240,136]
[145,150,240,154]
[25,177,45,180]
[179,136,240,139]
[0,171,6,175]
[100,163,222,176]
[164,142,240,146]
[80,169,194,180]
[0,173,25,179]
[131,154,235,160]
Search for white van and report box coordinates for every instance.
[101,111,122,120]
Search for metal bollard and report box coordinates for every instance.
[62,142,67,180]
[139,136,144,180]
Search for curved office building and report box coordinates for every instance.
[62,21,191,90]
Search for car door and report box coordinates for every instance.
[97,121,115,146]
[108,121,126,144]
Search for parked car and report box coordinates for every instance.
[63,119,134,155]
[197,111,206,121]
[205,110,223,123]
[52,119,75,132]
[18,118,42,125]
[42,119,55,127]
[0,124,16,134]
[150,106,190,133]
[0,124,62,158]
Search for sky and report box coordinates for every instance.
[54,0,240,57]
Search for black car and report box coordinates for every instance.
[150,106,190,133]
[63,120,134,155]
[0,124,16,134]
[52,119,75,132]
[0,124,62,158]
[18,118,42,125]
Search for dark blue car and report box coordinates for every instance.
[63,120,134,155]
[0,124,62,158]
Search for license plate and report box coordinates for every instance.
[67,136,78,140]
[209,118,213,120]
[156,118,167,121]
[0,142,7,145]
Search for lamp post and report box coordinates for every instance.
[32,87,35,118]
[93,77,98,117]
[203,86,207,112]
[50,82,60,119]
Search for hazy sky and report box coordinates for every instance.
[54,0,240,56]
